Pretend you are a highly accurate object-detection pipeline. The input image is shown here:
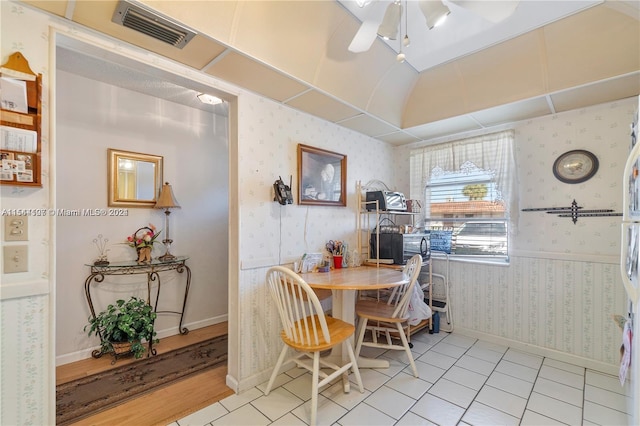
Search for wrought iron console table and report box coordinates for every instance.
[84,256,191,359]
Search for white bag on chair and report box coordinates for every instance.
[407,281,432,326]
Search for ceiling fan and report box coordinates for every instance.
[348,0,520,54]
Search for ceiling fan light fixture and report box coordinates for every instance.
[419,0,451,30]
[377,1,402,40]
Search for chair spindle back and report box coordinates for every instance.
[388,254,423,319]
[266,266,330,346]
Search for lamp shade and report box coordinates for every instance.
[155,182,181,209]
[419,0,450,29]
[377,1,402,40]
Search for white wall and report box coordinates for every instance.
[55,69,229,364]
[397,98,637,371]
[234,96,396,388]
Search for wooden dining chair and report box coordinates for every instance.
[264,266,363,426]
[353,254,423,377]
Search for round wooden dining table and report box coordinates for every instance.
[299,266,408,370]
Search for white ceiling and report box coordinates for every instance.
[56,36,229,116]
[24,0,640,146]
[338,0,603,72]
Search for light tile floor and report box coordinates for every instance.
[170,331,633,426]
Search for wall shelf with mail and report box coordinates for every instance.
[0,52,42,187]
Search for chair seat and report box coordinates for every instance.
[266,266,363,426]
[354,254,423,378]
[355,299,408,323]
[281,315,355,352]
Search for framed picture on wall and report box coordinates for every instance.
[297,144,347,207]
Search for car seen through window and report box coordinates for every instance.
[452,221,507,255]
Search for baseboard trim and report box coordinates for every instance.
[453,326,619,376]
[233,360,297,394]
[225,374,239,393]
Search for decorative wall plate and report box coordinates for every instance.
[552,150,598,184]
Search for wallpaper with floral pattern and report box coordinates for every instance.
[402,99,637,372]
[1,2,638,423]
[515,100,636,255]
[1,2,52,425]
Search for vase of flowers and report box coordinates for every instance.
[127,224,161,263]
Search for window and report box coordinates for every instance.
[410,130,516,260]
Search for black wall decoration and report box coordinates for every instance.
[522,199,622,224]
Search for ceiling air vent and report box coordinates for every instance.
[112,1,196,49]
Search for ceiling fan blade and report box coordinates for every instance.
[348,0,389,53]
[349,20,381,52]
[449,0,519,23]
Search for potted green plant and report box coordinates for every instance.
[85,296,159,359]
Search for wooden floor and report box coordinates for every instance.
[57,322,234,426]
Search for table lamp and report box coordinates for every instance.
[155,182,181,261]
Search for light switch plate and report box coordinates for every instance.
[4,215,28,241]
[3,245,28,273]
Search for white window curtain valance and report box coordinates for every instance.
[410,129,518,225]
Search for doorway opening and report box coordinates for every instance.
[53,33,235,420]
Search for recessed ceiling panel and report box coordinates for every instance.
[470,97,552,127]
[23,0,68,17]
[377,132,421,146]
[550,73,640,113]
[338,114,399,137]
[456,31,547,112]
[231,1,346,83]
[403,63,467,128]
[544,4,640,92]
[205,52,309,102]
[405,115,483,141]
[315,39,400,113]
[285,90,361,123]
[366,64,418,128]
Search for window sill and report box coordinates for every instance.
[431,252,510,267]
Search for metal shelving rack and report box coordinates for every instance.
[355,180,434,333]
[356,180,422,265]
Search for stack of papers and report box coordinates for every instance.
[0,76,28,113]
[0,125,37,153]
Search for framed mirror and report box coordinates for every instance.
[108,149,163,208]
